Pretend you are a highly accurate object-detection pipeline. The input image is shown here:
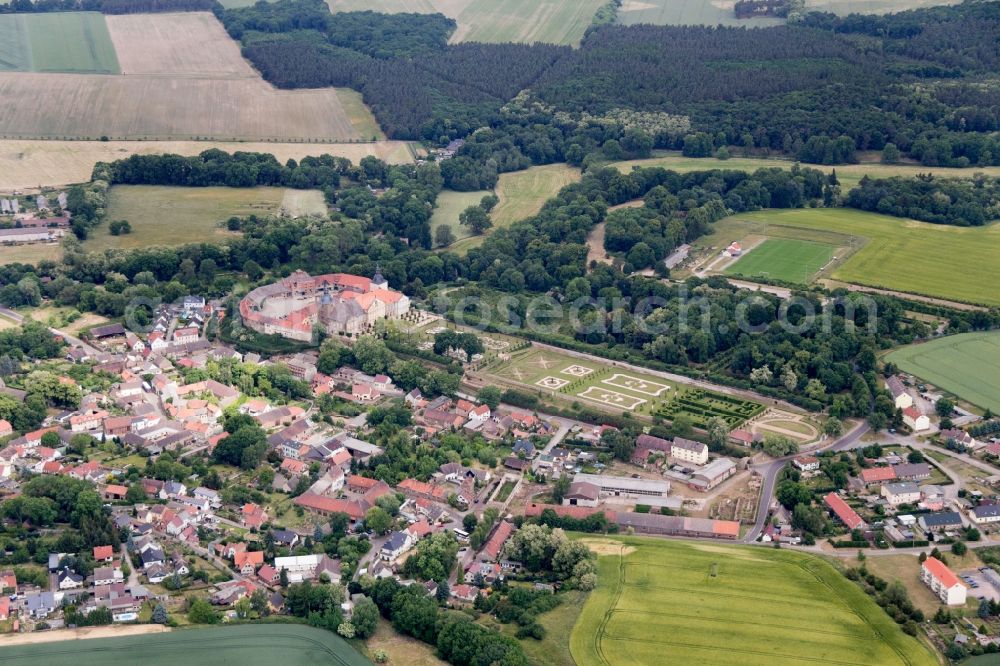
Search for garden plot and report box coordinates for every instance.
[578,387,647,411]
[603,373,670,397]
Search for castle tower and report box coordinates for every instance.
[318,284,335,327]
[372,264,388,290]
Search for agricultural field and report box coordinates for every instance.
[0,12,119,73]
[0,139,416,191]
[608,150,1000,192]
[449,164,581,254]
[617,0,784,27]
[0,12,380,141]
[617,0,961,27]
[569,535,937,666]
[886,331,1000,414]
[430,189,490,247]
[323,0,606,45]
[724,238,835,284]
[0,624,369,666]
[85,185,302,251]
[487,346,761,426]
[698,209,1000,307]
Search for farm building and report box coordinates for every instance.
[572,473,670,499]
[971,504,1000,525]
[824,492,865,530]
[884,376,913,410]
[688,458,736,491]
[563,481,600,507]
[859,466,896,485]
[921,556,966,606]
[891,462,931,481]
[903,406,930,432]
[917,511,963,533]
[0,227,64,243]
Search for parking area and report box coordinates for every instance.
[960,568,1000,602]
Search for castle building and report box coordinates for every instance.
[239,270,409,342]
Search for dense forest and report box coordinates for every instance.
[221,0,1000,170]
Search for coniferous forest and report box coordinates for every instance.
[220,0,1000,171]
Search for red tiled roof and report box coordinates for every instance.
[482,521,514,560]
[923,556,963,589]
[860,467,896,483]
[824,492,864,530]
[93,545,114,560]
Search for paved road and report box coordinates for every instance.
[0,306,99,355]
[744,421,870,543]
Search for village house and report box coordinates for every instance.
[793,455,821,473]
[884,376,913,410]
[971,504,1000,525]
[881,482,922,506]
[670,437,709,466]
[903,406,930,432]
[859,466,896,486]
[918,511,963,533]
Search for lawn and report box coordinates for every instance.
[0,624,370,666]
[608,150,1000,192]
[0,242,62,266]
[886,331,1000,413]
[430,189,490,247]
[0,12,119,73]
[569,535,937,666]
[724,238,835,284]
[358,618,445,666]
[449,164,581,254]
[87,185,303,250]
[700,209,1000,306]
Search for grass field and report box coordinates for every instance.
[0,242,62,266]
[0,139,415,191]
[449,164,581,254]
[608,150,1000,192]
[430,189,489,247]
[0,12,119,74]
[280,189,328,217]
[886,331,1000,413]
[86,185,300,250]
[724,238,835,284]
[0,624,369,666]
[0,13,380,141]
[323,0,606,45]
[700,209,1000,306]
[569,535,937,666]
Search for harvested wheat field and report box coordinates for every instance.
[0,13,381,142]
[0,139,416,190]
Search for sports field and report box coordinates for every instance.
[449,164,581,254]
[700,209,1000,306]
[0,624,370,666]
[609,151,1000,192]
[0,13,380,141]
[86,185,303,251]
[324,0,606,45]
[0,139,415,191]
[887,331,1000,413]
[724,238,835,284]
[0,12,119,73]
[570,535,936,666]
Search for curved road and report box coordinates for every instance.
[744,421,870,543]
